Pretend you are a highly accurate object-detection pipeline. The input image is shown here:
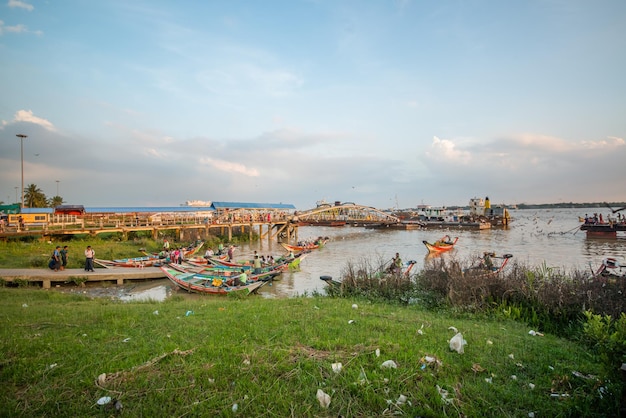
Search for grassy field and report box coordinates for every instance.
[0,234,217,269]
[0,288,618,417]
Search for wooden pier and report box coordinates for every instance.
[0,267,165,289]
[0,218,299,243]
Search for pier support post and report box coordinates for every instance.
[117,278,124,285]
[42,280,51,289]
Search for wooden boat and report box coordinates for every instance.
[320,260,417,291]
[281,238,328,252]
[208,252,307,271]
[591,257,625,281]
[298,220,346,227]
[319,275,342,290]
[463,252,513,276]
[94,255,164,268]
[422,235,458,253]
[177,261,284,282]
[141,241,205,258]
[160,266,267,295]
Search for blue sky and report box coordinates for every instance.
[1,0,625,210]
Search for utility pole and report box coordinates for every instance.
[16,134,27,208]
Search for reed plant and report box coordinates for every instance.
[0,288,619,417]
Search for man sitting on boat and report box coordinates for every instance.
[233,269,248,286]
[388,253,403,274]
[480,252,495,270]
[435,235,454,246]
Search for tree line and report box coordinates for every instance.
[0,183,64,208]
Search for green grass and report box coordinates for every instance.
[0,235,217,269]
[0,289,618,417]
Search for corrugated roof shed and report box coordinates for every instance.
[84,206,215,213]
[20,208,54,214]
[211,202,296,210]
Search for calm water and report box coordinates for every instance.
[125,208,626,300]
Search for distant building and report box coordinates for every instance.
[183,200,212,206]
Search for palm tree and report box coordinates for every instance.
[49,196,64,208]
[23,184,48,208]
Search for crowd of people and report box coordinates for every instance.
[583,212,626,225]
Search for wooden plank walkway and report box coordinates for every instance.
[0,267,166,289]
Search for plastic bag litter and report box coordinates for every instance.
[316,389,331,408]
[449,332,467,354]
[352,304,358,309]
[381,360,398,369]
[436,385,453,404]
[97,396,112,406]
[331,362,342,373]
[375,348,380,357]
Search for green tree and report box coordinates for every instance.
[49,196,64,208]
[23,184,48,208]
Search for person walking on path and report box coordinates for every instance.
[60,245,69,270]
[50,246,61,271]
[84,245,95,272]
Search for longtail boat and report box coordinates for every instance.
[591,257,625,281]
[94,255,164,268]
[463,252,513,276]
[161,266,267,295]
[422,235,458,253]
[280,238,328,252]
[207,252,307,271]
[175,261,284,282]
[320,260,417,291]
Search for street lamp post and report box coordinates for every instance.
[16,134,27,208]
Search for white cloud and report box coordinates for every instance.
[200,156,260,177]
[8,0,34,11]
[14,110,56,131]
[0,21,27,35]
[425,136,472,164]
[581,136,625,150]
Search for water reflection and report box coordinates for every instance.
[119,282,171,302]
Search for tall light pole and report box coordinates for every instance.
[16,134,27,208]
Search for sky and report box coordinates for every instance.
[1,0,625,211]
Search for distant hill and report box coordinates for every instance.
[514,202,626,210]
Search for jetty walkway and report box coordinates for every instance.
[0,267,165,289]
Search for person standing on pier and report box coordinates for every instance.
[163,238,170,251]
[60,245,69,271]
[84,245,95,272]
[227,245,235,262]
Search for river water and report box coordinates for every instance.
[114,208,626,301]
